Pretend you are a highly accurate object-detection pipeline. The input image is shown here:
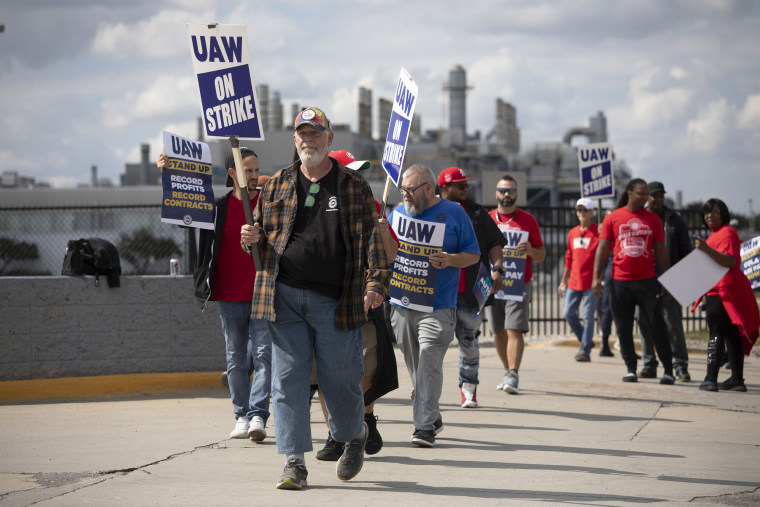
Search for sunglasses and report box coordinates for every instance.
[496,188,517,195]
[304,182,320,207]
[399,182,427,196]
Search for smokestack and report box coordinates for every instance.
[256,84,269,131]
[141,143,150,185]
[269,91,283,130]
[197,116,204,141]
[377,98,392,141]
[358,87,372,138]
[443,64,471,149]
[91,165,97,187]
[290,103,301,128]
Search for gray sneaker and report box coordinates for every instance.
[503,369,519,394]
[276,458,308,490]
[496,372,510,390]
[336,422,368,481]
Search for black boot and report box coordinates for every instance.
[599,336,614,357]
[316,432,344,461]
[364,412,383,455]
[719,333,747,391]
[699,336,723,391]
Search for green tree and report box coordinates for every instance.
[117,228,181,274]
[0,238,39,275]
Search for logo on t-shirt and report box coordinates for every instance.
[328,196,338,210]
[573,237,590,249]
[618,218,652,258]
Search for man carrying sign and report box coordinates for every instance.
[389,164,480,447]
[157,147,272,442]
[241,107,389,490]
[486,175,546,395]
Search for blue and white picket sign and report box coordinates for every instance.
[160,131,215,230]
[186,24,264,141]
[578,142,614,199]
[381,67,418,186]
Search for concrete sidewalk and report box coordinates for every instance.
[1,338,758,506]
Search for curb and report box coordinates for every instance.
[0,372,226,404]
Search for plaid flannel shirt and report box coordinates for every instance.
[251,159,389,331]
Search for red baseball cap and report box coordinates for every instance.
[437,167,475,187]
[329,150,370,171]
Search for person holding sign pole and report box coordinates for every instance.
[592,178,675,384]
[388,164,480,447]
[694,198,759,392]
[438,167,506,408]
[240,107,389,490]
[157,148,272,442]
[485,175,546,395]
[558,197,600,363]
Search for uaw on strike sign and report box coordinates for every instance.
[578,142,614,199]
[187,24,264,140]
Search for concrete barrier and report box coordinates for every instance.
[0,276,225,381]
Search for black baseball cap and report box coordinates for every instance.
[224,147,258,187]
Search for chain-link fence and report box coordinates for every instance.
[0,203,709,334]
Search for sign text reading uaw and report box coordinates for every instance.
[578,142,614,199]
[382,68,418,185]
[160,131,215,230]
[187,24,264,140]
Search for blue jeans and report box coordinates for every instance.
[219,301,272,422]
[455,294,482,385]
[563,288,599,355]
[268,281,364,455]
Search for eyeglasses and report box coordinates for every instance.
[304,182,320,207]
[496,188,517,195]
[399,182,427,196]
[448,182,468,190]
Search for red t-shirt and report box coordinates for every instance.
[488,208,543,283]
[210,193,258,301]
[600,207,664,281]
[565,223,599,291]
[706,224,742,297]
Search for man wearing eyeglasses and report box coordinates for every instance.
[486,175,546,395]
[240,107,389,490]
[558,197,600,363]
[437,167,506,409]
[388,164,480,447]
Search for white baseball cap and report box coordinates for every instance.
[576,197,595,212]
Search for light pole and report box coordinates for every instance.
[749,198,754,232]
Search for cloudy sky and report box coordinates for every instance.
[1,0,759,214]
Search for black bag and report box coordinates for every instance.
[61,238,121,288]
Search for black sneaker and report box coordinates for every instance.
[659,373,675,385]
[336,422,368,481]
[276,458,308,490]
[638,367,657,379]
[411,428,435,447]
[599,346,614,357]
[433,416,444,435]
[364,413,383,455]
[316,432,344,461]
[675,366,691,382]
[718,378,747,392]
[699,381,718,392]
[622,373,637,383]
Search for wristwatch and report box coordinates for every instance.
[493,267,504,275]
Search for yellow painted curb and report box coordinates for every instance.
[0,372,226,403]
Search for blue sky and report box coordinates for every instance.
[1,0,759,215]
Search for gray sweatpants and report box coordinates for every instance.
[391,306,455,432]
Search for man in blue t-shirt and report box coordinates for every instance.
[388,164,480,448]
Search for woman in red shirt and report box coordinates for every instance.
[695,198,759,392]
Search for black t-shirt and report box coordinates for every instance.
[278,165,346,299]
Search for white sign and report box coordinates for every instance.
[187,24,264,140]
[658,248,729,307]
[578,142,614,199]
[382,68,418,185]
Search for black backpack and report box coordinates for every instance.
[61,238,121,287]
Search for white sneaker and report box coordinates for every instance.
[503,370,520,394]
[230,416,249,439]
[248,415,267,441]
[461,382,478,408]
[496,372,509,390]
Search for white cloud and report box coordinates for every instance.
[686,98,731,152]
[101,75,198,127]
[91,9,216,60]
[669,66,688,80]
[737,93,760,131]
